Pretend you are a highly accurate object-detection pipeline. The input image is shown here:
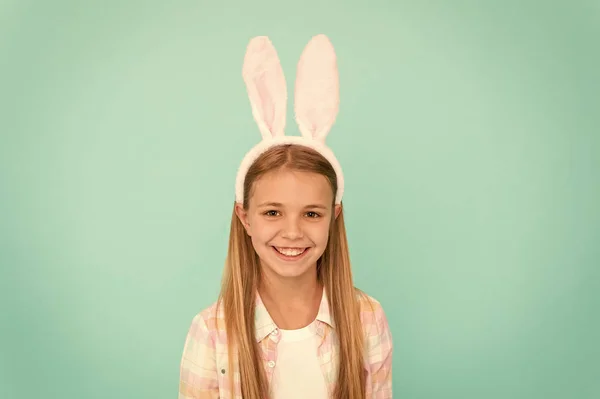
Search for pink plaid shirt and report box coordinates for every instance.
[178,290,393,398]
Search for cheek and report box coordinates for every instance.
[249,220,276,242]
[310,223,332,245]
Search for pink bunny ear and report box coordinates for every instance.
[242,36,287,139]
[294,34,340,142]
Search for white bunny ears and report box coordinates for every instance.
[235,34,345,205]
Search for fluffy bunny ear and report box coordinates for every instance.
[242,36,287,139]
[294,34,340,142]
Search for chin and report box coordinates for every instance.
[271,268,312,279]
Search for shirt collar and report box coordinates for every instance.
[254,287,335,342]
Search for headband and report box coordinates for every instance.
[235,34,344,205]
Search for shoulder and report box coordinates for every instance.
[354,289,392,339]
[355,288,386,318]
[179,300,225,395]
[184,299,226,345]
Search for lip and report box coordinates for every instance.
[271,246,311,262]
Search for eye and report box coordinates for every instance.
[264,210,280,217]
[306,211,321,218]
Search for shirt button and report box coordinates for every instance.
[271,329,278,336]
[267,360,276,368]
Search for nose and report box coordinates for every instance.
[281,215,304,239]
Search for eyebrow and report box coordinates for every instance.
[257,202,328,210]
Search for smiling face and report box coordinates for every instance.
[235,168,341,282]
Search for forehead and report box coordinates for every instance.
[250,169,333,207]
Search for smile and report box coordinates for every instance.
[272,246,310,260]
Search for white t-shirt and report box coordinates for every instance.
[270,320,328,399]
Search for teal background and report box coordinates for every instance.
[1,0,599,398]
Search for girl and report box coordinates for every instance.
[178,34,393,399]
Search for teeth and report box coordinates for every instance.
[275,247,306,256]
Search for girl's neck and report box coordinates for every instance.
[258,269,323,330]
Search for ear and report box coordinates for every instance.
[334,203,342,220]
[234,203,252,236]
[242,36,288,140]
[294,34,340,142]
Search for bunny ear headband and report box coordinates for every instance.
[235,34,344,205]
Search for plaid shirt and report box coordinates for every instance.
[178,290,393,398]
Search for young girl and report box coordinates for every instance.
[178,34,393,399]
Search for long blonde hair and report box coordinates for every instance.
[217,144,367,398]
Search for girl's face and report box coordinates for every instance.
[235,169,341,282]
